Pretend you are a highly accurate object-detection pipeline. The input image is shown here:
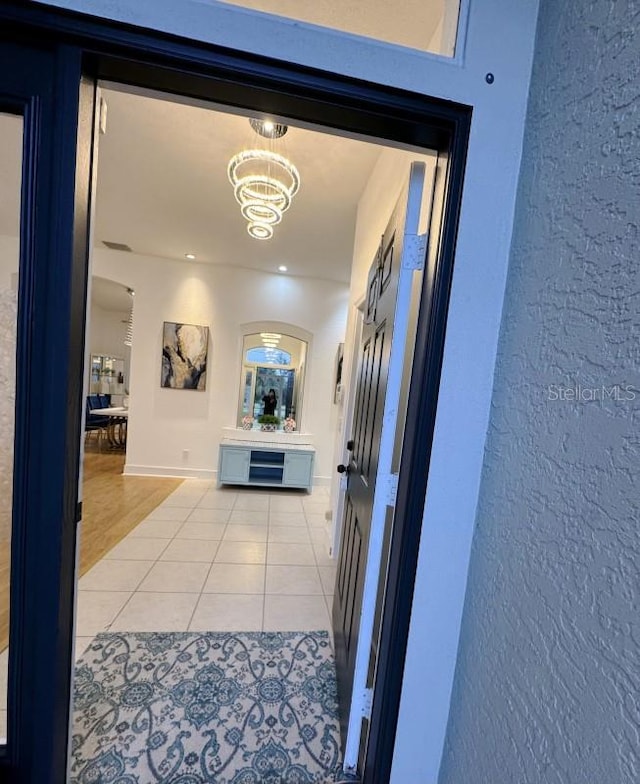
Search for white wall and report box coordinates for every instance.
[91,248,348,482]
[32,1,543,779]
[88,303,129,361]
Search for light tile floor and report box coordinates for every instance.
[0,481,336,740]
[75,480,337,658]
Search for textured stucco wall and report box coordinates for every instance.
[439,2,640,783]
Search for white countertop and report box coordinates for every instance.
[91,407,129,417]
[221,438,315,452]
[221,426,313,446]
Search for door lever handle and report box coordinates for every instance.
[337,464,350,475]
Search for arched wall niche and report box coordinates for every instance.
[236,320,313,431]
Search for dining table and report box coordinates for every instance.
[91,407,129,448]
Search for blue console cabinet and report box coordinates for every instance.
[218,441,315,492]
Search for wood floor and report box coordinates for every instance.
[0,446,183,652]
[79,448,183,575]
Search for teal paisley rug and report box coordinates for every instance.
[71,631,344,783]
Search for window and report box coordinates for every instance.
[245,347,292,366]
[218,0,462,56]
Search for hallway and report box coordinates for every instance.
[75,479,336,657]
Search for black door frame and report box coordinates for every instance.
[0,3,471,782]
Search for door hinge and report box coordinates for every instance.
[361,687,373,720]
[402,232,427,270]
[385,473,399,506]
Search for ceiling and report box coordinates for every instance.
[2,82,428,298]
[92,276,133,312]
[94,87,384,284]
[1,90,384,288]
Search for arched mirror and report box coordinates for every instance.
[237,331,308,430]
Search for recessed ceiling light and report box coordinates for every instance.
[185,253,196,260]
[278,265,288,272]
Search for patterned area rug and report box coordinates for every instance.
[72,631,344,783]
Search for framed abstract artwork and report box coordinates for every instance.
[161,321,209,390]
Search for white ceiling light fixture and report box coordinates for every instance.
[227,119,301,241]
[185,253,196,260]
[278,265,288,272]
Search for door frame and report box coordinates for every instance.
[0,36,95,783]
[0,3,471,782]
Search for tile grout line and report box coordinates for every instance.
[83,484,333,639]
[104,515,176,632]
[306,504,332,627]
[262,494,271,632]
[180,491,210,634]
[106,516,179,632]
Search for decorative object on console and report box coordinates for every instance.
[161,322,209,390]
[242,415,254,430]
[284,416,296,433]
[258,414,280,432]
[227,119,301,241]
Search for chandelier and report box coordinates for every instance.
[227,119,301,240]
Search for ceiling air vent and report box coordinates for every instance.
[103,241,132,252]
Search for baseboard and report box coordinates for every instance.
[123,464,217,480]
[312,475,332,487]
